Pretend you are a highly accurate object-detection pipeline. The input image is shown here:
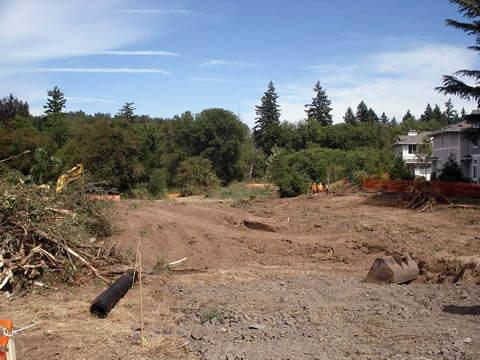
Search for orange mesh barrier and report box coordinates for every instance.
[167,193,183,198]
[362,179,480,197]
[89,195,121,201]
[0,320,12,360]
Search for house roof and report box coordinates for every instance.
[393,131,433,145]
[431,120,472,136]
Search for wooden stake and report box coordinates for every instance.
[139,252,145,346]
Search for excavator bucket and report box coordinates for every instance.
[363,253,419,284]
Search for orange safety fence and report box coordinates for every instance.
[246,183,276,188]
[167,193,184,198]
[362,178,480,197]
[89,195,121,201]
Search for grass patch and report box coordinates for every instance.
[206,181,277,203]
[200,306,223,324]
[151,255,171,274]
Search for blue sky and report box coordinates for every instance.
[1,0,479,128]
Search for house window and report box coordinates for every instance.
[408,144,416,154]
[474,142,479,149]
[474,159,478,179]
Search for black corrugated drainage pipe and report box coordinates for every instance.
[90,269,136,318]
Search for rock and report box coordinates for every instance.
[191,326,206,340]
[163,328,172,334]
[463,338,472,343]
[453,339,465,351]
[279,297,288,303]
[220,327,228,333]
[248,323,266,330]
[89,237,96,244]
[129,331,141,341]
[130,324,141,331]
[176,328,185,336]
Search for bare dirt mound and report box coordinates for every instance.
[111,193,480,284]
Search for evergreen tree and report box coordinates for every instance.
[391,116,398,126]
[0,94,30,128]
[380,112,389,125]
[367,108,379,122]
[117,102,136,122]
[439,153,466,181]
[254,81,281,155]
[461,107,467,120]
[402,110,415,122]
[436,0,480,143]
[420,103,433,122]
[444,98,459,124]
[390,156,413,180]
[43,86,66,114]
[304,81,332,126]
[356,101,369,123]
[343,107,357,125]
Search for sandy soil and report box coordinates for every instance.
[3,192,480,359]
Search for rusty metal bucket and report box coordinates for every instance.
[363,253,419,284]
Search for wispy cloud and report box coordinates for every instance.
[115,9,192,15]
[200,60,261,68]
[237,43,478,128]
[66,96,115,104]
[96,50,179,56]
[28,67,171,74]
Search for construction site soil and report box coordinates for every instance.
[3,191,480,359]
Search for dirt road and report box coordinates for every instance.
[4,192,480,359]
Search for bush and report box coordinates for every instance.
[390,156,414,180]
[353,170,368,185]
[439,153,468,182]
[147,168,167,198]
[267,151,310,197]
[174,156,220,195]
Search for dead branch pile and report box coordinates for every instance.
[398,182,451,212]
[0,182,122,293]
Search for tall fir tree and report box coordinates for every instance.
[367,108,379,122]
[343,107,357,125]
[117,102,136,122]
[444,98,459,124]
[436,0,480,143]
[355,101,369,123]
[43,86,66,114]
[254,81,281,155]
[380,112,389,125]
[304,81,332,126]
[420,103,433,122]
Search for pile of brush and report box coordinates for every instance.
[0,182,121,293]
[398,181,451,212]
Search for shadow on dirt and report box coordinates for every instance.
[443,304,480,316]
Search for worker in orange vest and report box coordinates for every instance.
[312,182,317,194]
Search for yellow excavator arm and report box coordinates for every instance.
[56,164,83,193]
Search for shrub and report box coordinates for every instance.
[390,156,414,180]
[353,170,368,185]
[174,156,220,195]
[439,153,467,182]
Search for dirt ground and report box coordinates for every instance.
[3,191,480,359]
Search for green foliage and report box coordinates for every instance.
[0,94,30,128]
[146,168,167,198]
[62,120,143,191]
[415,136,433,178]
[438,153,467,182]
[44,86,66,114]
[0,128,54,175]
[174,156,220,195]
[193,108,247,183]
[151,255,171,274]
[117,102,136,122]
[267,149,311,197]
[206,181,276,202]
[29,147,63,184]
[353,170,368,185]
[390,156,414,180]
[343,107,357,125]
[305,81,332,126]
[44,113,73,148]
[436,0,480,142]
[254,81,281,155]
[200,306,223,325]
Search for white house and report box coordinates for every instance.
[393,130,433,180]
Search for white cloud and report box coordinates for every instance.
[25,67,171,74]
[284,43,478,124]
[200,60,261,68]
[96,50,179,56]
[66,96,115,104]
